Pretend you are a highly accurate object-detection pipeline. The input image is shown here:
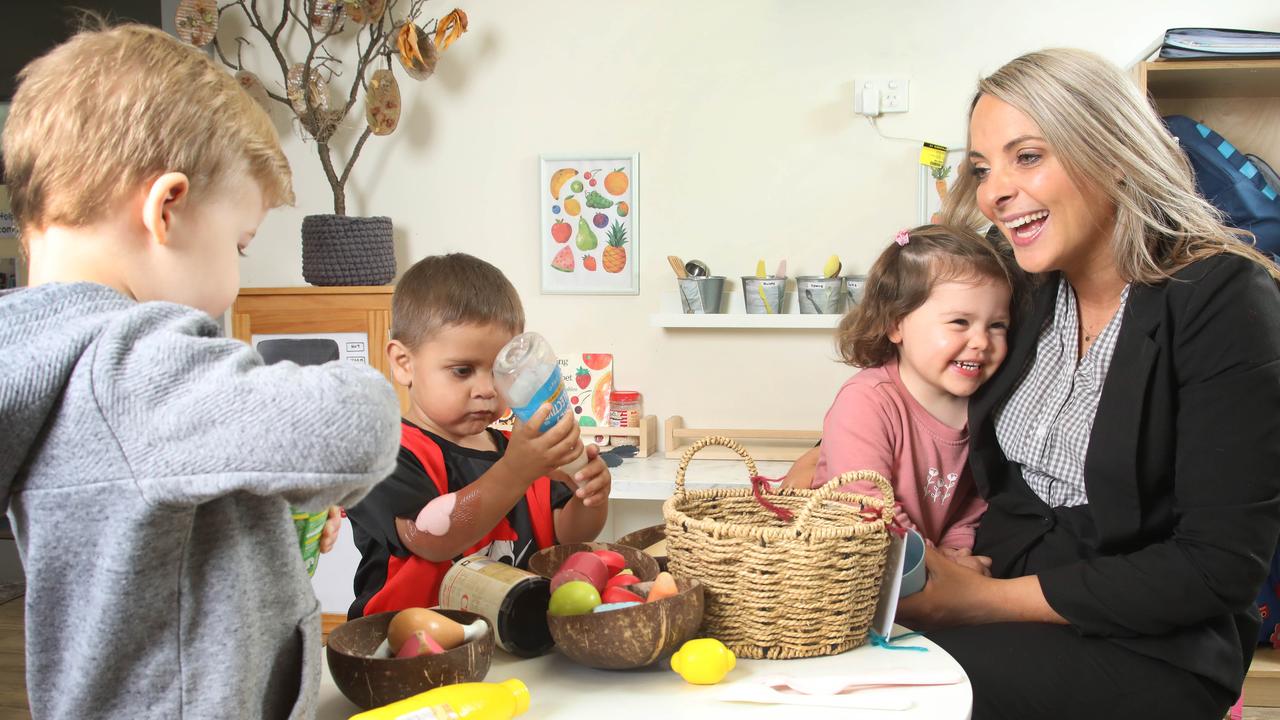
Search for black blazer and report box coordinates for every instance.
[969,253,1280,692]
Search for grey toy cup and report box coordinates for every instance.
[741,277,787,314]
[797,277,843,314]
[677,276,726,314]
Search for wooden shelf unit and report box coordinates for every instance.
[230,286,410,414]
[1137,58,1280,170]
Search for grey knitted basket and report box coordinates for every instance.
[301,214,396,286]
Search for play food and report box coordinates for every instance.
[387,608,485,653]
[395,629,445,658]
[671,638,737,685]
[592,549,627,576]
[605,573,642,590]
[349,679,530,720]
[593,601,642,613]
[823,254,842,278]
[556,551,609,591]
[528,542,660,583]
[549,567,592,593]
[602,586,645,605]
[645,572,679,602]
[548,580,601,616]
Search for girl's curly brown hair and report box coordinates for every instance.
[836,224,1017,368]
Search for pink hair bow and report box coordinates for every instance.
[893,229,910,246]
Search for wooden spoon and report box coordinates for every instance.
[667,255,689,279]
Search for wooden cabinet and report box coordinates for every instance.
[230,287,409,414]
[1136,58,1280,167]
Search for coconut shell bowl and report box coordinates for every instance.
[326,608,493,710]
[615,524,668,572]
[529,543,704,670]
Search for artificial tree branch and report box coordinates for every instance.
[205,0,461,217]
[339,125,375,189]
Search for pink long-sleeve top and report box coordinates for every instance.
[813,359,986,550]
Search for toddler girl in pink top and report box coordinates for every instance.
[811,225,1014,566]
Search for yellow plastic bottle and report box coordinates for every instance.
[349,679,530,720]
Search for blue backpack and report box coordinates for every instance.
[1164,115,1280,646]
[1163,115,1280,262]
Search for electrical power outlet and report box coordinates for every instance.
[854,77,910,116]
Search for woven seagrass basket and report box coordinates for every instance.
[662,436,895,659]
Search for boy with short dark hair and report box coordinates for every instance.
[347,253,611,618]
[0,23,399,718]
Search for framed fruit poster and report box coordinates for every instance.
[489,352,614,443]
[540,154,639,294]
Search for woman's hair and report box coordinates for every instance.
[837,224,1015,368]
[942,48,1279,283]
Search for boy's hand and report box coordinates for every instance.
[504,404,583,478]
[319,506,343,554]
[561,444,611,507]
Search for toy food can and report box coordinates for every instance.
[439,555,553,657]
[292,508,329,577]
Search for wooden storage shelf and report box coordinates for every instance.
[1137,58,1280,175]
[1246,647,1280,707]
[582,414,658,457]
[231,286,410,414]
[663,415,819,462]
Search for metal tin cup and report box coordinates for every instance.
[741,277,787,314]
[797,276,843,314]
[677,276,725,314]
[898,529,927,598]
[844,275,868,307]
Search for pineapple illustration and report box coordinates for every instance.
[603,221,628,273]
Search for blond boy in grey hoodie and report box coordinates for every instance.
[0,23,399,719]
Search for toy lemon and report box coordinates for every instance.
[670,638,736,685]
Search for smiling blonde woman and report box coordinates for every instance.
[900,48,1280,720]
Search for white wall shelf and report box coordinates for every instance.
[650,312,841,329]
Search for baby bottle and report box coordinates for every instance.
[493,332,588,477]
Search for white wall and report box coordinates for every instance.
[234,1,1280,433]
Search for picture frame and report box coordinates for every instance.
[539,153,639,295]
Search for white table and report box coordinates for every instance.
[316,627,972,720]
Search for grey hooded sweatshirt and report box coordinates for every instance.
[0,283,400,719]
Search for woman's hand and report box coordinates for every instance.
[939,546,993,576]
[897,547,1066,631]
[897,546,997,630]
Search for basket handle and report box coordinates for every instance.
[793,470,897,529]
[674,435,759,498]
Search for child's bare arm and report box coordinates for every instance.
[553,445,611,543]
[782,446,820,490]
[396,406,582,562]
